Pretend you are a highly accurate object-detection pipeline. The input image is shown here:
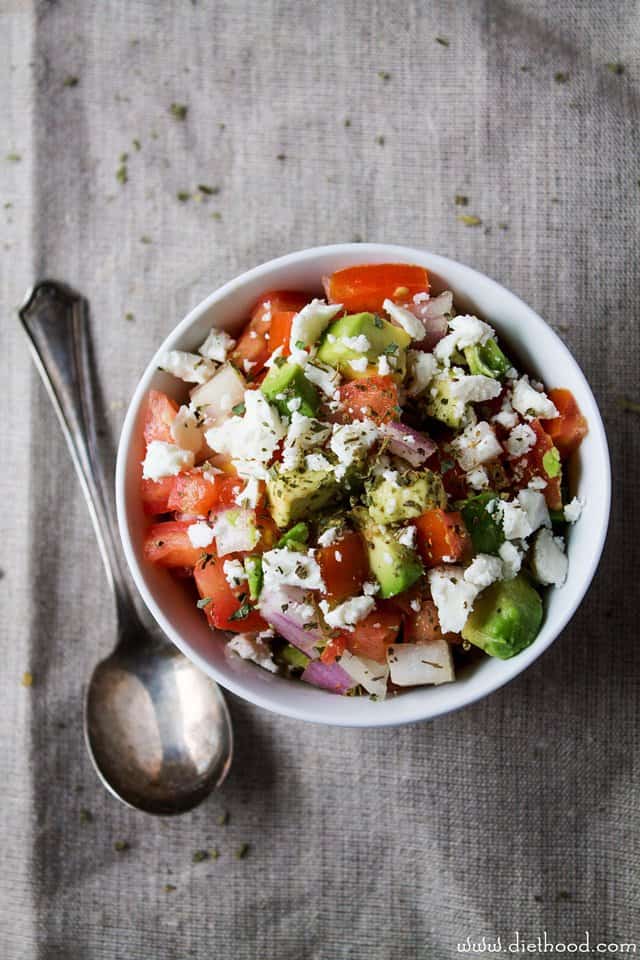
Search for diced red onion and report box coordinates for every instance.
[301,659,356,694]
[408,291,452,351]
[259,588,322,659]
[379,421,436,466]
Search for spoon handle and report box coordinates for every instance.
[19,280,135,620]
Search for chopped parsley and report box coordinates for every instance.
[228,601,252,621]
[170,102,188,120]
[197,597,212,608]
[458,214,482,226]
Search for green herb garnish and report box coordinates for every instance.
[132,138,141,151]
[454,194,468,206]
[375,135,385,145]
[125,311,135,322]
[197,597,212,609]
[554,72,569,84]
[458,214,482,226]
[6,153,21,163]
[170,102,188,120]
[177,191,190,203]
[63,75,79,87]
[378,70,391,81]
[114,840,130,852]
[606,62,624,75]
[192,849,209,863]
[228,601,252,622]
[435,36,449,46]
[79,808,93,824]
[116,165,128,185]
[231,402,246,416]
[21,671,33,687]
[163,884,176,893]
[217,810,229,826]
[235,842,250,859]
[198,184,219,195]
[140,235,152,244]
[618,397,640,414]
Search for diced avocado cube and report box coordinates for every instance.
[353,507,423,598]
[266,466,340,528]
[366,469,446,526]
[276,522,310,550]
[425,373,465,428]
[281,644,311,670]
[261,361,320,418]
[464,338,511,380]
[316,312,410,379]
[460,492,504,555]
[461,574,543,659]
[244,555,263,600]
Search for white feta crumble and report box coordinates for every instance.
[428,566,479,634]
[304,361,340,398]
[493,498,533,540]
[397,525,417,549]
[339,650,389,699]
[228,634,278,674]
[142,440,195,481]
[242,359,256,375]
[362,581,380,596]
[511,376,559,420]
[451,421,502,471]
[505,423,537,458]
[281,412,331,471]
[531,528,568,585]
[223,558,247,588]
[262,549,325,591]
[564,496,585,523]
[383,298,426,340]
[348,356,369,373]
[492,406,519,430]
[498,541,523,580]
[377,354,392,376]
[170,404,203,453]
[289,299,342,350]
[212,510,260,555]
[449,370,502,407]
[264,345,284,369]
[341,334,371,353]
[317,526,339,548]
[528,475,548,490]
[234,476,262,510]
[162,350,217,384]
[205,390,286,465]
[330,420,379,479]
[406,350,437,396]
[463,554,504,589]
[305,452,332,472]
[187,521,215,549]
[286,396,301,413]
[410,597,421,612]
[466,466,489,490]
[319,595,375,631]
[198,328,236,362]
[517,489,551,533]
[434,314,494,365]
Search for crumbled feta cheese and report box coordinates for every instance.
[466,466,489,490]
[464,554,503,589]
[339,650,388,699]
[377,354,392,376]
[212,509,260,556]
[205,390,286,465]
[449,370,502,407]
[511,376,559,420]
[383,298,426,340]
[305,452,332,472]
[517,489,551,533]
[319,595,375,631]
[287,396,302,413]
[142,440,195,481]
[223,559,247,587]
[341,334,371,353]
[242,359,256,375]
[330,420,379,479]
[304,361,340,398]
[289,299,342,350]
[264,345,284,369]
[493,498,532,540]
[564,496,585,523]
[413,291,430,304]
[348,356,368,373]
[187,521,215,549]
[170,404,203,453]
[234,476,262,510]
[228,634,278,674]
[198,328,236,362]
[531,528,568,585]
[406,350,437,396]
[427,566,479,634]
[262,549,325,591]
[505,423,537,458]
[492,406,519,429]
[498,541,523,580]
[397,525,417,549]
[451,421,502,471]
[317,526,338,548]
[162,350,217,384]
[410,597,421,612]
[528,475,548,491]
[281,413,331,471]
[362,581,380,596]
[434,314,495,365]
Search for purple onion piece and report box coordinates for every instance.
[301,659,356,694]
[409,291,453,351]
[379,421,436,466]
[259,589,322,659]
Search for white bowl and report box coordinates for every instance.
[116,243,611,727]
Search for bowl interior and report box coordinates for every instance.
[116,243,610,727]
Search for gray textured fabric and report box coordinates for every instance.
[1,1,639,957]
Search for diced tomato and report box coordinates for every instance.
[403,599,444,644]
[510,419,562,509]
[140,476,176,515]
[320,636,347,664]
[414,509,471,568]
[143,390,179,445]
[324,263,429,313]
[194,552,268,633]
[342,608,402,663]
[143,521,204,568]
[317,531,370,603]
[338,375,399,424]
[426,446,468,500]
[268,311,297,357]
[232,291,308,375]
[542,389,588,460]
[167,469,220,516]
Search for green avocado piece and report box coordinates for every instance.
[461,575,543,659]
[425,373,465,428]
[276,522,310,549]
[281,644,311,669]
[266,466,340,528]
[459,492,505,555]
[464,338,511,380]
[366,469,446,526]
[261,361,319,418]
[353,507,423,598]
[244,555,263,600]
[316,312,410,378]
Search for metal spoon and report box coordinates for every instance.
[19,280,233,815]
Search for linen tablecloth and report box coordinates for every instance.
[2,1,639,957]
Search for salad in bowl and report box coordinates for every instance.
[137,261,589,701]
